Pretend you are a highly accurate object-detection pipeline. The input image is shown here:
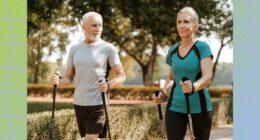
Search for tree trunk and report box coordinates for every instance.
[142,43,157,86]
[141,63,154,86]
[212,44,224,81]
[33,61,39,84]
[33,29,42,84]
[212,36,232,81]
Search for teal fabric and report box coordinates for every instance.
[166,40,213,113]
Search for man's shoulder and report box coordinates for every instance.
[70,42,83,52]
[100,39,114,48]
[99,39,117,52]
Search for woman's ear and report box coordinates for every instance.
[193,24,198,33]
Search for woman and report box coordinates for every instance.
[153,7,213,140]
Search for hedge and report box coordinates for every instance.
[27,84,232,99]
[28,106,163,140]
[28,100,232,140]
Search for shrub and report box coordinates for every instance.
[27,84,232,99]
[27,110,79,140]
[28,102,232,140]
[27,106,163,140]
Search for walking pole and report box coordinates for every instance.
[96,68,111,140]
[51,71,62,119]
[98,80,112,140]
[182,77,195,140]
[50,71,61,140]
[154,90,167,138]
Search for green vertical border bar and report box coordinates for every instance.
[0,0,26,139]
[234,0,260,139]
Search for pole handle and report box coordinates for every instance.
[154,90,163,120]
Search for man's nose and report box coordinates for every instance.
[95,26,102,31]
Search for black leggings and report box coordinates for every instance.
[166,110,212,140]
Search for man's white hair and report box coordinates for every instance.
[82,11,103,24]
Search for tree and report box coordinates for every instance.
[68,0,221,85]
[27,0,75,83]
[201,0,233,81]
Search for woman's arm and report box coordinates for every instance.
[193,57,213,91]
[162,67,175,97]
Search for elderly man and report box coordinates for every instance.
[52,11,126,140]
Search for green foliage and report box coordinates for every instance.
[67,0,224,85]
[211,97,233,125]
[28,84,233,99]
[27,107,162,140]
[27,0,232,85]
[27,84,75,97]
[28,102,232,139]
[27,110,79,140]
[27,102,73,114]
[28,0,76,83]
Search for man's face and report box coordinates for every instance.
[83,16,103,43]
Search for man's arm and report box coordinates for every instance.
[59,65,75,86]
[108,64,126,88]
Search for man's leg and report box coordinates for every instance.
[85,134,99,140]
[74,105,106,139]
[85,106,106,139]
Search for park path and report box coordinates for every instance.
[28,97,233,140]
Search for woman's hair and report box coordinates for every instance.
[177,7,199,27]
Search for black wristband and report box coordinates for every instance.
[106,82,110,93]
[160,90,167,101]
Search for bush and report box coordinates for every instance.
[27,84,232,99]
[27,110,79,140]
[28,102,232,140]
[27,84,74,97]
[27,102,73,114]
[27,106,163,140]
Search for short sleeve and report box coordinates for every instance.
[165,43,179,66]
[108,45,120,67]
[66,46,75,66]
[165,49,172,66]
[199,42,213,60]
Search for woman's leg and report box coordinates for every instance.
[192,112,212,140]
[166,110,188,140]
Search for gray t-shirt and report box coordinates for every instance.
[67,39,120,106]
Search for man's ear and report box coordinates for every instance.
[81,24,85,32]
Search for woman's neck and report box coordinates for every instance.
[181,37,196,48]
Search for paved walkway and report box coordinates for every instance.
[184,125,233,140]
[28,97,233,140]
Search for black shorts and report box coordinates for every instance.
[74,104,106,138]
[166,110,212,140]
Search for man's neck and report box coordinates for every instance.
[84,38,103,46]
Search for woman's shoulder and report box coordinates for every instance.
[195,40,210,49]
[169,42,180,52]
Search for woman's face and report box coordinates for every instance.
[176,13,197,38]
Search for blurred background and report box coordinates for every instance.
[27,0,233,139]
